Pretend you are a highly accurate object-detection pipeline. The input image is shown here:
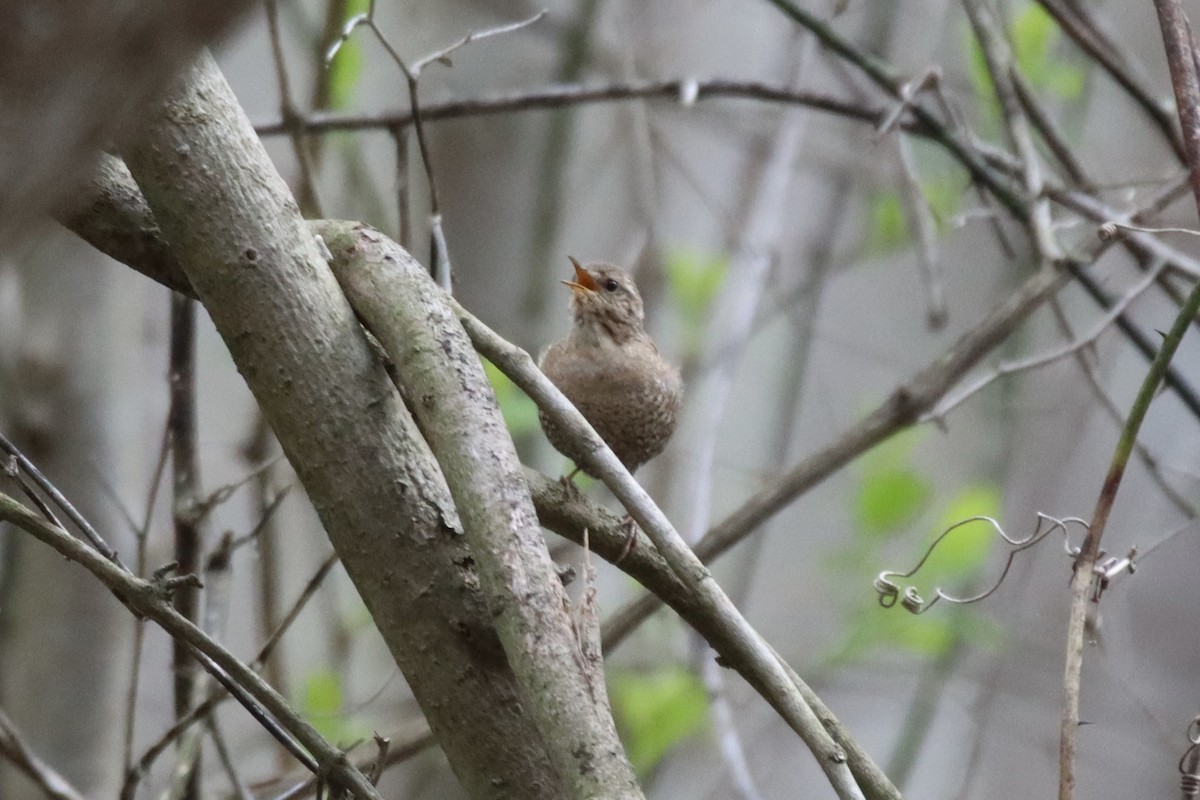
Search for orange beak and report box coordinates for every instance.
[561,256,598,293]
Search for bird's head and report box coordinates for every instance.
[561,257,646,345]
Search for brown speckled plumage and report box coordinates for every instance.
[539,259,683,474]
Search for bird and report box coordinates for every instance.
[538,257,683,479]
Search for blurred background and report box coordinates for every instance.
[1,0,1199,798]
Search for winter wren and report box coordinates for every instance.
[539,257,683,475]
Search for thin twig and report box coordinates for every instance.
[926,258,1167,421]
[1034,0,1186,160]
[123,550,340,792]
[265,0,324,217]
[0,494,384,800]
[325,7,545,288]
[265,724,436,800]
[123,421,171,774]
[0,430,122,564]
[964,0,1061,261]
[1061,5,1200,797]
[252,78,920,138]
[894,132,947,329]
[1047,298,1195,516]
[0,708,88,800]
[409,9,548,75]
[207,715,255,800]
[761,0,1026,217]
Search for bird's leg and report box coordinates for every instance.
[614,515,639,563]
[558,465,584,496]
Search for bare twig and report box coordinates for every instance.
[1047,298,1196,516]
[207,715,254,800]
[761,0,1025,217]
[265,0,324,217]
[926,258,1167,421]
[0,493,382,800]
[252,78,918,138]
[123,422,171,775]
[366,734,389,787]
[446,295,866,800]
[168,292,205,800]
[265,723,436,800]
[409,10,548,75]
[1060,5,1200,798]
[0,430,122,564]
[964,0,1061,261]
[0,708,88,800]
[894,133,947,329]
[1034,0,1186,160]
[325,7,545,289]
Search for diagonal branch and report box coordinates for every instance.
[0,492,382,800]
[1059,4,1200,798]
[319,222,642,799]
[121,52,567,798]
[0,708,88,800]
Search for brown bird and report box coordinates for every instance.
[539,257,683,477]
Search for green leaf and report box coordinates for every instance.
[328,0,371,110]
[610,668,708,775]
[664,247,728,319]
[484,360,540,437]
[868,190,908,252]
[921,176,963,228]
[1012,4,1085,100]
[966,2,1084,110]
[927,484,1003,582]
[854,432,931,537]
[856,468,931,536]
[867,178,961,254]
[299,670,346,741]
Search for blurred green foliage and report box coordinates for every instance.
[854,432,932,536]
[296,666,364,743]
[925,483,1002,585]
[484,359,540,437]
[825,433,1005,665]
[665,247,728,318]
[867,177,962,254]
[328,0,370,110]
[610,667,709,776]
[967,2,1085,120]
[665,246,728,352]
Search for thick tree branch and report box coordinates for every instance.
[318,222,642,799]
[120,52,563,798]
[58,148,870,797]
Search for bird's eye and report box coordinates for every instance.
[603,278,620,292]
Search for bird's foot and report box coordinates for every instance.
[558,466,584,496]
[614,515,639,564]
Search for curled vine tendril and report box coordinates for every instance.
[875,513,1092,614]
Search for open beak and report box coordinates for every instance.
[561,256,598,293]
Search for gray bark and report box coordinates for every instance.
[320,222,642,799]
[121,53,564,798]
